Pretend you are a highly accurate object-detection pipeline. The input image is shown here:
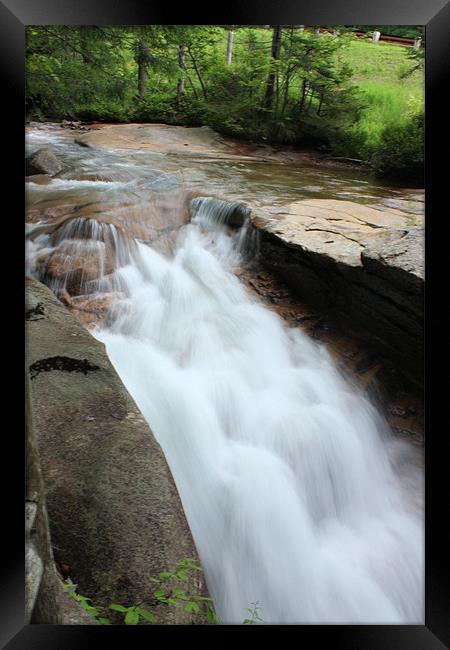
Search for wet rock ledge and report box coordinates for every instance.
[248,199,424,390]
[26,276,207,624]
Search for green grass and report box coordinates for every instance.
[334,37,424,159]
[352,81,423,151]
[339,37,423,86]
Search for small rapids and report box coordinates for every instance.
[87,197,424,624]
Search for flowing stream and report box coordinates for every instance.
[26,124,424,624]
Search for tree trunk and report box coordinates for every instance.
[187,47,208,100]
[177,78,185,103]
[280,27,295,117]
[299,79,309,113]
[226,30,234,65]
[177,45,186,105]
[264,25,282,110]
[317,91,324,115]
[138,61,148,99]
[136,40,149,99]
[177,44,199,99]
[280,68,292,117]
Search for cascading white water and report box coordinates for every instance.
[91,197,423,624]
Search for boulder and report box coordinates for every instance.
[26,371,97,625]
[74,138,91,148]
[32,216,133,297]
[25,277,208,623]
[42,244,117,296]
[26,148,63,176]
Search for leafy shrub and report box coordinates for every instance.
[130,94,177,123]
[329,128,369,160]
[75,101,131,122]
[371,111,424,181]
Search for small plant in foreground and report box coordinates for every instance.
[108,603,156,625]
[63,558,265,625]
[109,558,219,624]
[62,578,111,625]
[62,557,223,625]
[243,601,265,624]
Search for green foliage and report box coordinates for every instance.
[62,578,111,625]
[399,46,425,80]
[130,94,177,123]
[62,558,224,626]
[328,38,424,177]
[109,603,156,625]
[143,557,222,623]
[26,26,133,119]
[371,111,424,181]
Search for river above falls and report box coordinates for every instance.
[26,122,424,217]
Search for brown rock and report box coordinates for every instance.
[252,199,422,267]
[26,148,63,176]
[43,244,116,296]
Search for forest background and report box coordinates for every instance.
[26,25,425,182]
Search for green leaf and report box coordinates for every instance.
[124,608,140,625]
[109,603,128,612]
[171,587,187,599]
[158,571,173,580]
[183,601,200,614]
[177,559,202,571]
[149,577,161,584]
[153,589,166,600]
[136,607,156,623]
[242,619,253,624]
[176,570,188,582]
[205,604,216,623]
[97,617,111,625]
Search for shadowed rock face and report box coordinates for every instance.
[26,370,98,625]
[26,277,208,623]
[249,199,424,389]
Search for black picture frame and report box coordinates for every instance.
[4,0,449,647]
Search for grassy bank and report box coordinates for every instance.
[336,38,424,172]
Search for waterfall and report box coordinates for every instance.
[89,197,423,624]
